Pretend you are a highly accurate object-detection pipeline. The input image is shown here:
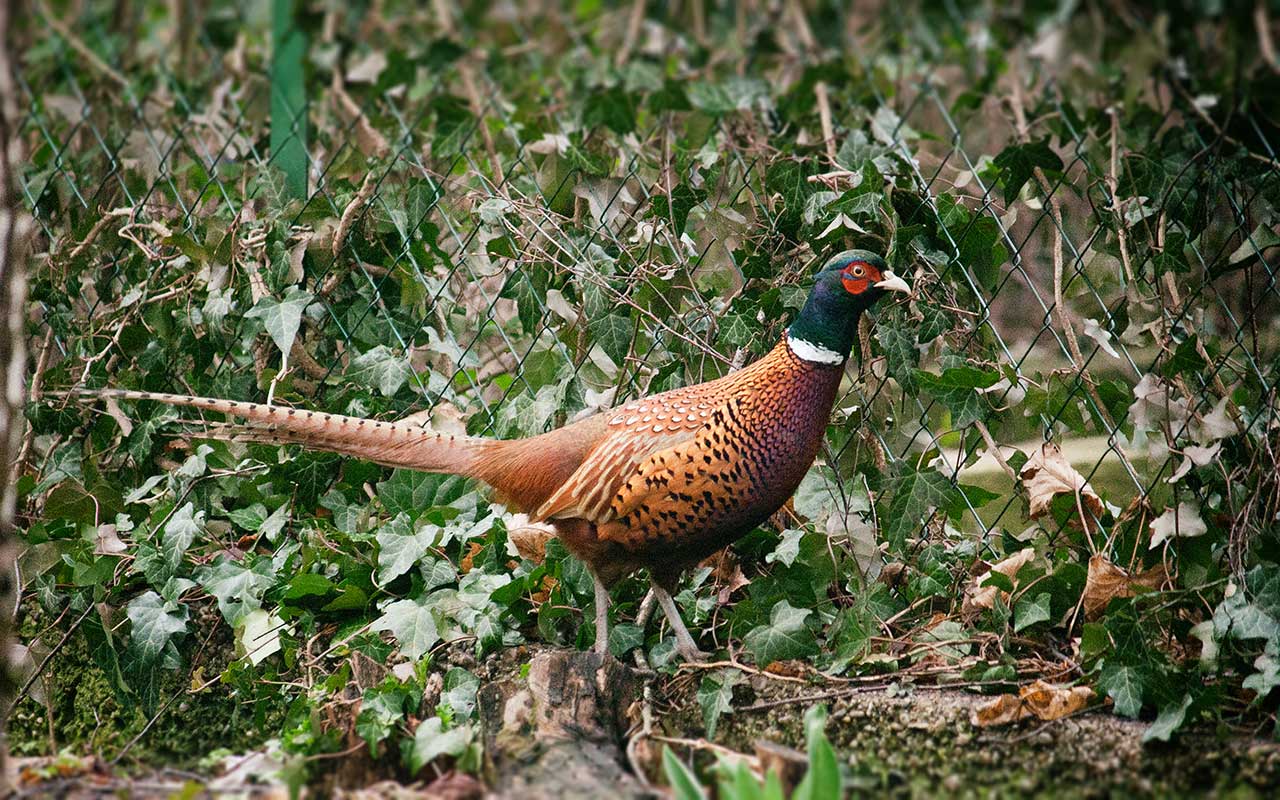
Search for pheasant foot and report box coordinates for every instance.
[653,582,708,662]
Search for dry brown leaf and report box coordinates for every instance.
[508,515,558,563]
[971,679,1095,727]
[1082,555,1166,619]
[1019,442,1104,531]
[962,547,1036,614]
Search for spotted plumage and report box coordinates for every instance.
[63,249,908,661]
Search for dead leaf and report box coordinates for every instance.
[1083,555,1166,619]
[508,514,557,563]
[94,523,128,556]
[701,550,750,604]
[458,541,484,574]
[962,547,1036,613]
[1019,442,1104,531]
[1149,501,1208,548]
[971,679,1095,727]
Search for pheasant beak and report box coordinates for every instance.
[875,270,911,294]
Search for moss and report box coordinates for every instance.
[9,612,287,769]
[656,677,1280,799]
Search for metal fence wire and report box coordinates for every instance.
[16,4,1280,586]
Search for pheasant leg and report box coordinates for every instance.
[593,571,611,655]
[653,583,707,661]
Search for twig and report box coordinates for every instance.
[1259,2,1280,74]
[815,82,837,163]
[13,328,53,481]
[35,0,129,88]
[616,0,646,68]
[974,419,1017,482]
[1106,109,1137,286]
[330,170,379,263]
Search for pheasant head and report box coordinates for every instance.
[786,249,909,364]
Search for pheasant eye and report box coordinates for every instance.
[850,264,865,277]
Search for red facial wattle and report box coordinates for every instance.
[839,261,878,295]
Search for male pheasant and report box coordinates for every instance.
[70,250,907,660]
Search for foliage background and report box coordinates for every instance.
[10,0,1280,790]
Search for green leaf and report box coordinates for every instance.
[915,366,999,427]
[589,313,634,363]
[245,285,314,355]
[697,669,742,738]
[765,528,805,567]
[376,514,439,585]
[650,182,708,235]
[1143,693,1193,743]
[875,320,919,392]
[348,345,412,397]
[356,685,410,750]
[582,86,636,135]
[126,590,188,663]
[881,467,964,550]
[663,747,708,800]
[1242,649,1280,701]
[993,138,1062,204]
[377,471,469,519]
[195,556,276,625]
[406,717,471,773]
[793,705,840,800]
[441,667,480,720]
[1013,591,1053,633]
[1098,663,1146,718]
[372,597,441,660]
[162,502,204,571]
[743,600,816,666]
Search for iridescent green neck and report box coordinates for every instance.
[786,284,860,362]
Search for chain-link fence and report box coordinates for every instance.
[11,1,1280,765]
[21,6,1277,555]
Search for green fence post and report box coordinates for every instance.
[271,0,307,200]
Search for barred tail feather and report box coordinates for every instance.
[74,389,491,476]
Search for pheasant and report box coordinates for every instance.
[68,250,908,660]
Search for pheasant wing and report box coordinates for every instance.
[533,387,727,523]
[595,397,759,550]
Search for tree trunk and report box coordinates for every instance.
[477,649,654,799]
[0,0,34,790]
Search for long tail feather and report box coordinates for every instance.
[69,389,491,476]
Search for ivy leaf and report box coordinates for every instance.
[650,182,707,235]
[589,314,634,363]
[196,555,276,625]
[376,514,439,585]
[245,285,314,355]
[372,597,441,660]
[875,320,919,392]
[1098,663,1146,718]
[765,528,805,567]
[743,600,816,666]
[697,668,742,738]
[162,502,204,571]
[881,466,964,550]
[1242,648,1280,701]
[405,717,471,773]
[377,471,469,519]
[993,138,1062,204]
[348,345,412,397]
[1013,592,1053,633]
[582,86,635,135]
[915,366,999,427]
[1143,693,1193,743]
[356,686,410,750]
[126,590,188,664]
